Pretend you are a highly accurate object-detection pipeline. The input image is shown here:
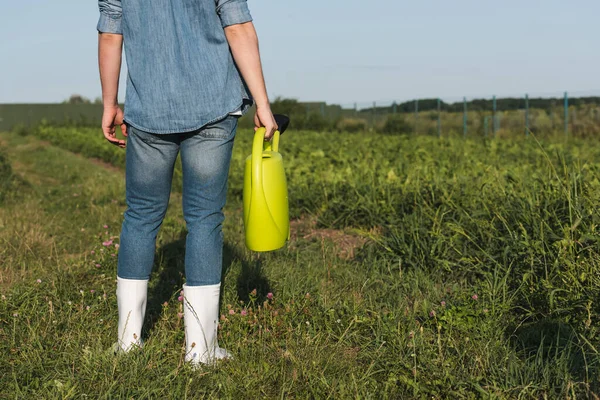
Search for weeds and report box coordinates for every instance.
[1,129,599,397]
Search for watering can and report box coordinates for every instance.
[243,115,291,252]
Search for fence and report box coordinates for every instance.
[2,90,600,137]
[331,90,600,138]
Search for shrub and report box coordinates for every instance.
[381,115,411,134]
[11,123,29,137]
[336,118,367,133]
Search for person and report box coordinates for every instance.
[97,0,277,366]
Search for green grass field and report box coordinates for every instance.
[1,126,600,398]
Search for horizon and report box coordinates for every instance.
[2,92,599,109]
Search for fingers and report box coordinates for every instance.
[103,127,126,148]
[254,109,279,140]
[101,107,127,148]
[263,121,277,140]
[120,122,128,137]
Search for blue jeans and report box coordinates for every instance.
[117,115,237,286]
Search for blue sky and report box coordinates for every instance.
[1,0,598,106]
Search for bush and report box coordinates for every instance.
[381,115,411,134]
[11,123,29,137]
[302,113,331,132]
[336,118,367,133]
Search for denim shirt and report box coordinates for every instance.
[98,0,253,134]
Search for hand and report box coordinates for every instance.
[254,105,278,141]
[102,106,127,148]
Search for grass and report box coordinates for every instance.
[1,127,600,398]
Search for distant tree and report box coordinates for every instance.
[93,97,103,105]
[64,94,92,104]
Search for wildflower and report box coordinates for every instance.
[79,290,84,295]
[441,301,446,307]
[180,290,184,296]
[111,254,116,257]
[429,310,436,317]
[229,309,235,315]
[267,292,273,300]
[86,306,90,311]
[162,301,168,307]
[95,264,101,268]
[305,321,310,326]
[483,309,489,313]
[336,319,341,324]
[102,294,107,300]
[67,301,72,305]
[241,309,248,316]
[305,293,311,299]
[103,225,108,229]
[178,296,183,302]
[90,290,95,294]
[13,313,18,317]
[471,294,478,301]
[102,240,113,247]
[114,244,120,249]
[91,251,95,255]
[250,289,257,296]
[178,313,183,319]
[36,279,42,283]
[1,295,5,300]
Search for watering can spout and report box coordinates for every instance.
[243,115,290,252]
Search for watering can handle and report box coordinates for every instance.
[252,127,281,194]
[252,114,289,192]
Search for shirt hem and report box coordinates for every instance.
[124,99,252,135]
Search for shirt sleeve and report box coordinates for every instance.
[97,0,123,34]
[215,0,253,28]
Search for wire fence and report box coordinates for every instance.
[308,90,600,137]
[1,90,600,137]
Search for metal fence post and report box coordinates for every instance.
[549,100,554,131]
[437,98,441,138]
[372,101,376,128]
[414,99,419,135]
[525,93,529,137]
[564,91,568,136]
[463,97,467,138]
[492,95,497,136]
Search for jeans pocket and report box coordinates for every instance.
[197,115,238,140]
[129,125,163,145]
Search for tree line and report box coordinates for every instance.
[361,96,600,114]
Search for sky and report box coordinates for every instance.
[1,0,598,106]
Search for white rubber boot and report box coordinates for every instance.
[183,283,232,366]
[116,277,148,352]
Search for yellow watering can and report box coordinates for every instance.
[243,115,291,252]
